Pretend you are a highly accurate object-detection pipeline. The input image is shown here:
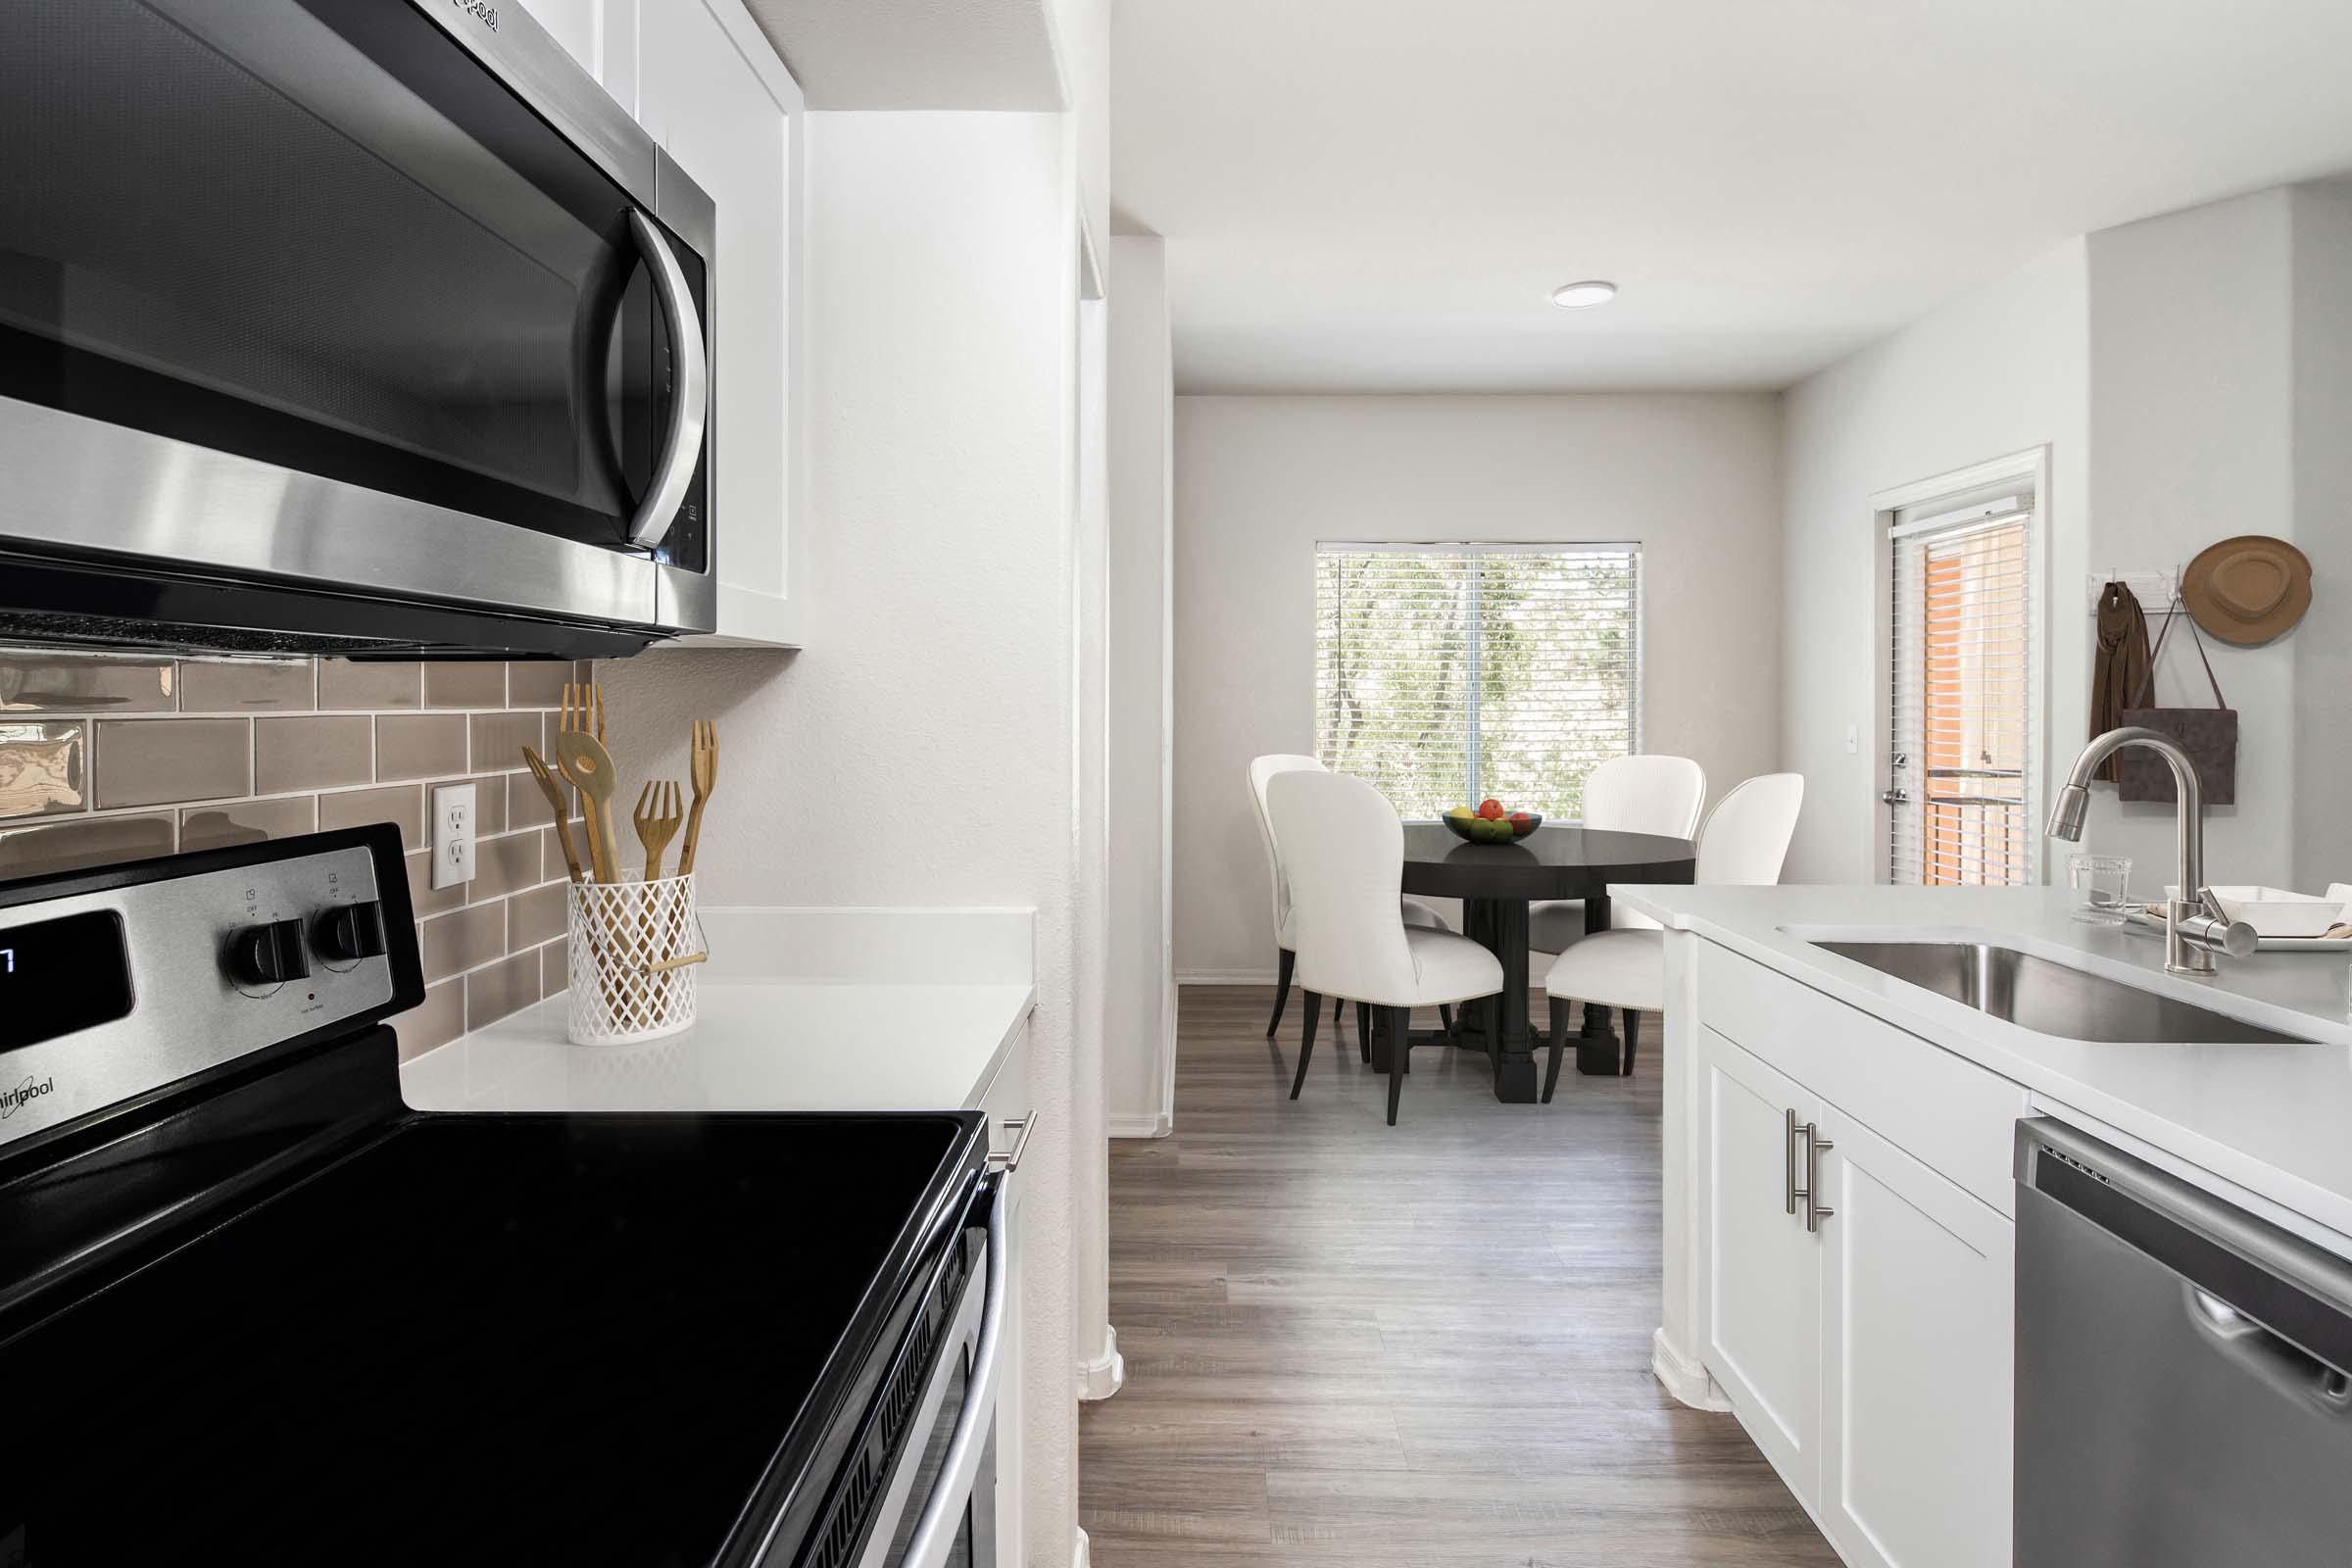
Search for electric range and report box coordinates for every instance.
[0,827,1007,1567]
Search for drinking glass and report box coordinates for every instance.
[2068,854,2132,925]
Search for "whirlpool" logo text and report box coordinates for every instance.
[1,1076,54,1119]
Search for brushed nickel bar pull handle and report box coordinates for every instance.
[989,1111,1038,1175]
[624,209,708,550]
[1786,1106,1801,1216]
[1805,1123,1836,1234]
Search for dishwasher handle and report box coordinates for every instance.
[2186,1284,2352,1415]
[2020,1118,2352,1396]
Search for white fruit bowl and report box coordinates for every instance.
[2164,885,2345,939]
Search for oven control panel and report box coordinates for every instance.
[0,831,414,1153]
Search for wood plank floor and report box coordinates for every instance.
[1081,986,1839,1566]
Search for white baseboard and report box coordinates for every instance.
[1176,969,1278,986]
[1071,1527,1092,1568]
[1652,1325,1730,1411]
[1076,1324,1125,1401]
[1107,1111,1171,1139]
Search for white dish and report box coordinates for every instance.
[2161,884,2346,940]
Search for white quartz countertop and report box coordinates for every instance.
[400,907,1036,1115]
[1614,882,2352,1238]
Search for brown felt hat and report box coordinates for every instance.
[2181,535,2311,645]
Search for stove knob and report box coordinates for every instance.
[228,918,310,987]
[316,901,388,963]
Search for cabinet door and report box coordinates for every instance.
[980,1017,1032,1568]
[637,0,803,645]
[513,0,636,103]
[1700,1026,1822,1495]
[1818,1103,2013,1568]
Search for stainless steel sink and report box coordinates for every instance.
[1812,941,2312,1045]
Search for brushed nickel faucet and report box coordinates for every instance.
[2048,726,2254,976]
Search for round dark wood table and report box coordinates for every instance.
[1398,822,1695,1102]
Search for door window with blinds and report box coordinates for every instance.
[1886,486,2039,886]
[1313,544,1641,820]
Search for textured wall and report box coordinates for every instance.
[0,655,593,1050]
[1172,392,1785,979]
[1780,242,2093,884]
[1105,235,1174,1134]
[602,109,1086,1567]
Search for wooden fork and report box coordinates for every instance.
[678,720,717,876]
[633,779,684,882]
[519,745,585,884]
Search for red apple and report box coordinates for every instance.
[1478,798,1504,819]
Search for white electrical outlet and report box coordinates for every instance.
[431,782,477,890]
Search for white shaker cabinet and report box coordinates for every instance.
[1700,1026,1823,1495]
[515,0,807,647]
[1817,1104,2013,1568]
[1691,948,2018,1568]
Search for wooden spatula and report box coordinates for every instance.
[552,726,620,884]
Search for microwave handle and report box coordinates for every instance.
[899,1171,1011,1568]
[624,209,708,550]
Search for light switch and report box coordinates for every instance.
[431,782,476,889]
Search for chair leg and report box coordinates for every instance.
[1385,1005,1409,1125]
[1266,948,1296,1037]
[1439,1002,1453,1034]
[1544,996,1571,1103]
[1356,1002,1374,1068]
[1622,1007,1642,1077]
[1290,991,1321,1100]
[1333,994,1345,1027]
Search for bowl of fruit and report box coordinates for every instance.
[1443,800,1542,844]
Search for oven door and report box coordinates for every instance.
[794,1173,1006,1568]
[0,0,716,648]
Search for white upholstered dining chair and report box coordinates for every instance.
[1248,753,1451,1039]
[1528,754,1707,955]
[1268,769,1505,1125]
[1540,771,1803,1096]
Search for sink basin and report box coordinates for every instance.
[1811,941,2312,1045]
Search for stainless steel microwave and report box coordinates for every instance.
[0,0,717,659]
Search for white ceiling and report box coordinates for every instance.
[1112,0,2352,393]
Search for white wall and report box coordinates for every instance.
[1105,236,1175,1135]
[1173,393,1784,980]
[601,110,1085,1565]
[1779,242,2092,884]
[2087,190,2299,886]
[2290,180,2352,879]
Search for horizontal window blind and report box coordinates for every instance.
[1889,506,2035,887]
[1314,544,1641,821]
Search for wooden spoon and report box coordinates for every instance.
[551,727,621,884]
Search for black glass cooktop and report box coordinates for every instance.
[0,1108,978,1566]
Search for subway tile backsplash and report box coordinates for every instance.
[0,655,590,1054]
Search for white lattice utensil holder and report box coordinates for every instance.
[566,871,705,1044]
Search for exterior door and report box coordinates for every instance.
[1699,1025,1823,1496]
[1884,483,2038,886]
[1818,1103,2014,1568]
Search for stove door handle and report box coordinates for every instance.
[900,1172,1010,1568]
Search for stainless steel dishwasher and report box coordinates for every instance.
[2017,1119,2352,1567]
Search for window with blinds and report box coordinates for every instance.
[1313,543,1641,820]
[1887,495,2036,886]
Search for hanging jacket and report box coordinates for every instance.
[2089,582,2152,783]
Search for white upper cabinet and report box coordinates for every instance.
[516,0,806,647]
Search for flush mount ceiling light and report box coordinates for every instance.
[1549,279,1618,310]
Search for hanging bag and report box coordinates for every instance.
[2118,595,2237,805]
